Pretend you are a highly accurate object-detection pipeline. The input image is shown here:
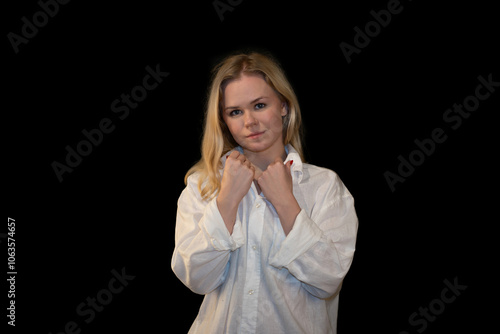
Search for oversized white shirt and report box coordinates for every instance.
[172,145,358,334]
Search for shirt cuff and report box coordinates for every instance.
[200,197,245,251]
[268,209,323,269]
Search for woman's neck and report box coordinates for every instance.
[243,142,287,172]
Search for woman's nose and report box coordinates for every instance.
[244,112,257,126]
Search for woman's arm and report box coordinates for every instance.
[257,158,301,235]
[171,174,245,295]
[217,150,256,234]
[268,172,358,299]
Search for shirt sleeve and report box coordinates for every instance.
[171,174,245,295]
[268,172,358,299]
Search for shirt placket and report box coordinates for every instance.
[240,193,265,333]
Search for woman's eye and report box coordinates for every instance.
[255,103,266,110]
[229,109,242,117]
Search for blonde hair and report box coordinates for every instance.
[185,51,305,200]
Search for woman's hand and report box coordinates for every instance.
[257,158,301,235]
[217,151,255,234]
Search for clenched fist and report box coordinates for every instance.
[217,151,255,234]
[256,157,301,235]
[220,151,255,204]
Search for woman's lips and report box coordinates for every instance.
[247,131,265,139]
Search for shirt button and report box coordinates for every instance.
[255,203,261,208]
[252,245,257,250]
[248,289,254,295]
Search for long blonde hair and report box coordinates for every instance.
[185,51,305,200]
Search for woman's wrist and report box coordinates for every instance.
[273,195,301,236]
[216,193,239,234]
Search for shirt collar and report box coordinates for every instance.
[284,144,304,184]
[221,144,304,183]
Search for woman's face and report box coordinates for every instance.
[222,73,287,154]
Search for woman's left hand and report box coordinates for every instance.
[257,158,293,205]
[256,158,301,235]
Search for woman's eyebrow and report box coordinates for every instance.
[224,96,268,111]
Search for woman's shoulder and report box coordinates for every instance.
[302,162,340,183]
[301,162,352,198]
[185,170,201,183]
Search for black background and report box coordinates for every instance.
[4,0,498,333]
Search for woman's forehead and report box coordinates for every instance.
[223,74,276,106]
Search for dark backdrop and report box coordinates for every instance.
[5,0,498,333]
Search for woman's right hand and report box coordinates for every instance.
[216,151,255,233]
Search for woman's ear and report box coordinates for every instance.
[281,101,288,117]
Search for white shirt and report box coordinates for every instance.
[172,145,358,334]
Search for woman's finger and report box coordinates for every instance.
[227,151,240,160]
[236,154,247,163]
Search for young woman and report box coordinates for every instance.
[172,52,358,333]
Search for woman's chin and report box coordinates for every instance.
[241,141,280,155]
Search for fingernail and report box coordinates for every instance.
[290,160,294,165]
